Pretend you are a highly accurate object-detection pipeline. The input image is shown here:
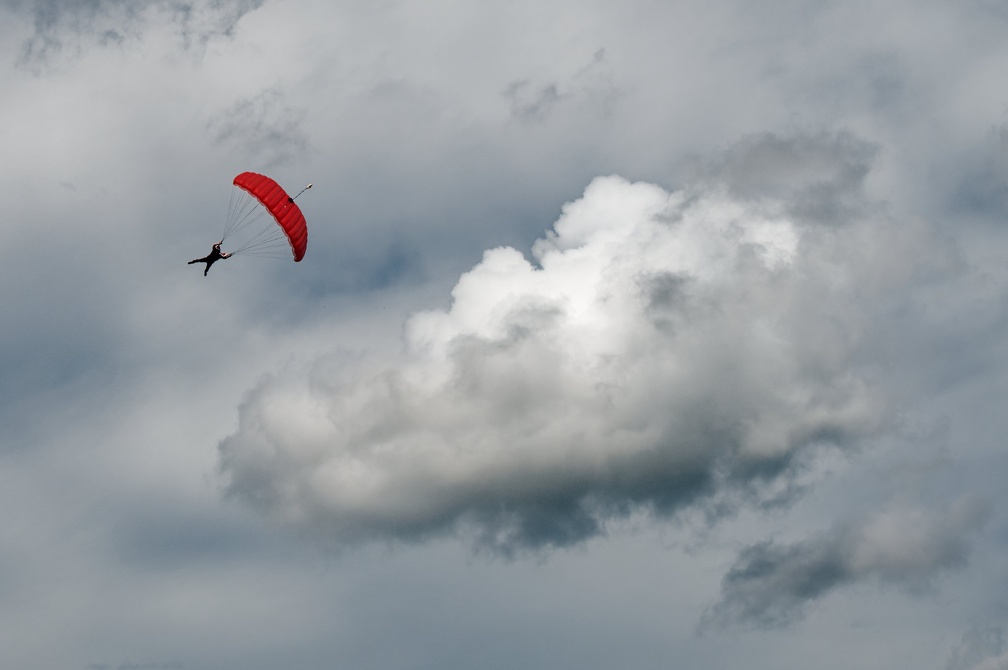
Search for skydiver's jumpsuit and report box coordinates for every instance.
[188,242,231,276]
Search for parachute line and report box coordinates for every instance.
[216,172,310,262]
[222,191,269,242]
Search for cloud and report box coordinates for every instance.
[706,498,991,629]
[503,48,617,123]
[217,131,961,554]
[12,0,263,70]
[694,130,879,226]
[948,124,1008,221]
[960,653,1008,670]
[209,86,309,168]
[168,0,262,49]
[948,626,1008,670]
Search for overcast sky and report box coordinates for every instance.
[3,1,1008,668]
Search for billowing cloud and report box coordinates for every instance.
[705,498,991,629]
[218,131,961,554]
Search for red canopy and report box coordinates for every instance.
[232,172,308,262]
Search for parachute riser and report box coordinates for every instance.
[288,183,313,203]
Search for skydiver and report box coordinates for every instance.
[188,241,231,276]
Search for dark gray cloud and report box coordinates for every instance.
[707,498,991,629]
[503,48,617,123]
[11,0,263,69]
[948,626,1007,670]
[503,80,565,122]
[169,0,262,49]
[948,125,1008,222]
[209,87,309,168]
[14,0,142,66]
[694,130,879,225]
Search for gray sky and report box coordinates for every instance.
[3,1,1008,668]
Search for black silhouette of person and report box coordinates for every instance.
[188,242,231,276]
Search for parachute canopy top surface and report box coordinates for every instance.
[232,171,308,261]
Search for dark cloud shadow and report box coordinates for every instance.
[703,498,991,630]
[12,0,264,71]
[209,87,309,168]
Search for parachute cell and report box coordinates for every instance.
[231,172,308,261]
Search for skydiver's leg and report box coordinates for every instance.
[204,263,210,276]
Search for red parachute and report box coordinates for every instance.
[221,172,311,261]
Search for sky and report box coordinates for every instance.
[2,0,1008,668]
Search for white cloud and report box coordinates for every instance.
[219,132,960,554]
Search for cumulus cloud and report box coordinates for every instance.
[705,498,991,629]
[218,131,960,554]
